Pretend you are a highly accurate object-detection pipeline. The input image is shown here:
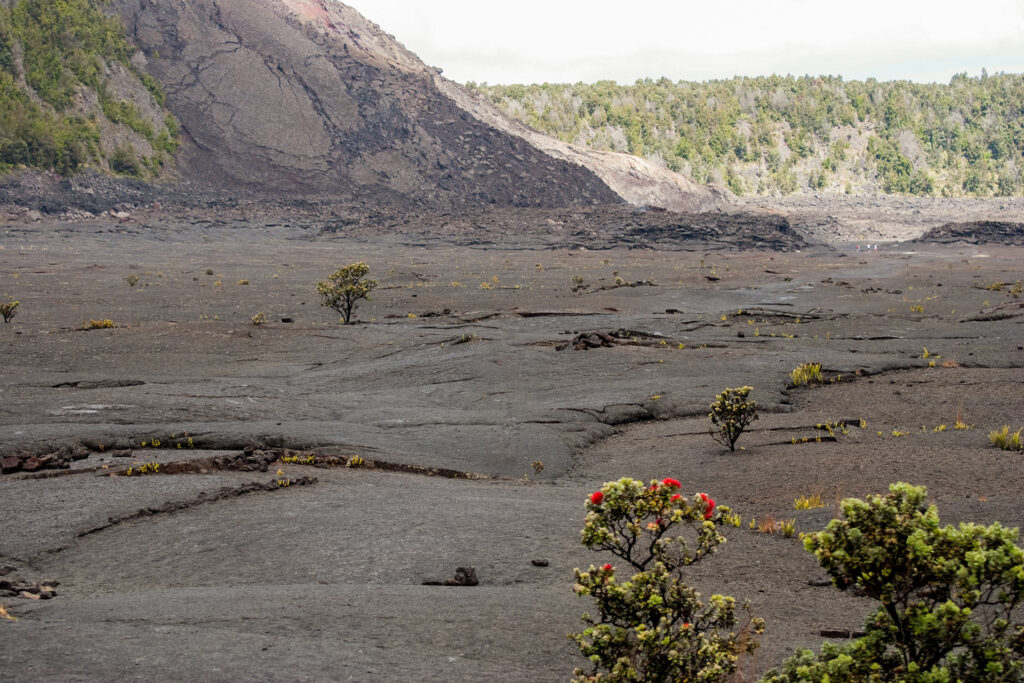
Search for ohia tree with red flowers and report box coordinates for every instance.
[571,477,763,682]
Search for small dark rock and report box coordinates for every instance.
[21,457,43,472]
[280,317,294,323]
[531,559,549,567]
[110,449,133,458]
[442,567,478,586]
[1,456,22,474]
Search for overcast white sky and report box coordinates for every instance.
[345,0,1024,85]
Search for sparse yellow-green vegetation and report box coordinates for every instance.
[0,295,18,322]
[123,462,160,476]
[794,494,824,510]
[83,318,117,329]
[789,362,823,387]
[251,312,267,326]
[989,425,1024,452]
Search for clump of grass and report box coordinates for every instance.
[125,273,139,287]
[251,312,267,326]
[954,407,970,431]
[749,515,798,538]
[989,426,1023,452]
[794,494,825,510]
[790,362,823,387]
[1011,281,1022,298]
[346,455,365,468]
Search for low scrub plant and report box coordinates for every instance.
[250,312,267,326]
[82,318,117,329]
[989,425,1024,452]
[709,386,758,452]
[125,273,139,287]
[1,296,18,323]
[762,482,1024,682]
[789,362,823,387]
[572,477,762,682]
[317,262,378,323]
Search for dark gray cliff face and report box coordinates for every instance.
[111,0,622,208]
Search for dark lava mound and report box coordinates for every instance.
[914,220,1024,246]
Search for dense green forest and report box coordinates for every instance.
[0,0,177,177]
[472,74,1024,197]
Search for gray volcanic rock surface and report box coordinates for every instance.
[2,218,1024,680]
[110,0,623,208]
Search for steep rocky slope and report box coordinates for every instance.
[110,0,724,210]
[0,0,179,177]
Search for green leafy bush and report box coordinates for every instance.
[572,477,762,682]
[708,386,758,451]
[109,143,142,176]
[316,262,379,323]
[763,483,1024,682]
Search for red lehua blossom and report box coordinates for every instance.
[682,623,691,629]
[602,563,612,571]
[590,491,604,505]
[671,493,681,501]
[704,498,716,520]
[662,477,682,489]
